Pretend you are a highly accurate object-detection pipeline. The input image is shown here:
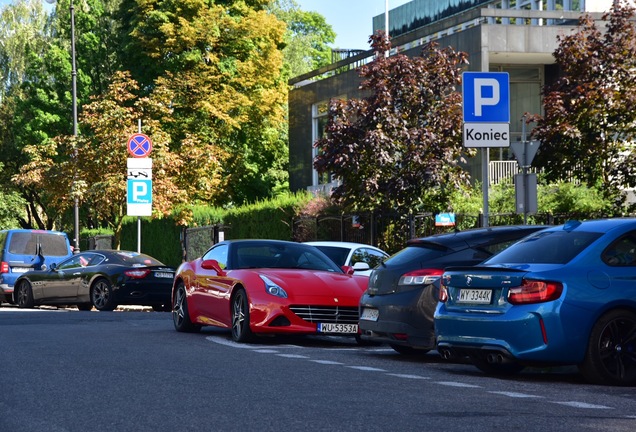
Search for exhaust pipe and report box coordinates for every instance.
[486,353,505,364]
[439,349,453,360]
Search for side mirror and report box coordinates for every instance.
[201,259,226,276]
[341,265,355,275]
[352,262,371,272]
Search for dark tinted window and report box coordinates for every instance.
[8,232,69,257]
[314,246,349,266]
[110,252,164,266]
[602,231,636,266]
[384,245,448,266]
[486,230,602,265]
[234,242,341,272]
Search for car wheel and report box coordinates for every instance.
[15,280,35,309]
[579,309,636,386]
[77,303,92,311]
[90,279,117,311]
[389,344,429,355]
[231,288,253,343]
[172,283,201,333]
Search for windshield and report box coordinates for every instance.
[234,242,342,272]
[486,230,602,265]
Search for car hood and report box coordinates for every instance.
[257,269,367,302]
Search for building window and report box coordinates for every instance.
[312,100,332,186]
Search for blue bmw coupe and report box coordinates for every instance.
[435,219,636,386]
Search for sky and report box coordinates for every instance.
[295,0,413,50]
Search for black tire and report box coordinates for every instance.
[172,283,201,333]
[389,344,430,355]
[15,280,35,309]
[77,303,93,311]
[90,279,117,311]
[231,289,253,343]
[579,309,636,386]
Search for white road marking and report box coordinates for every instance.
[310,360,344,365]
[489,391,543,399]
[347,366,387,372]
[552,401,613,409]
[203,335,619,412]
[387,373,430,380]
[435,381,481,388]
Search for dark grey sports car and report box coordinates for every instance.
[13,250,175,311]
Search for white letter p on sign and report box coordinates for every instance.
[133,182,147,201]
[474,78,500,117]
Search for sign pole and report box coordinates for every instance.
[137,119,142,253]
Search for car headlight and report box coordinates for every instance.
[260,275,288,298]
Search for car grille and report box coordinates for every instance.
[289,305,359,324]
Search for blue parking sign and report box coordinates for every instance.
[463,72,510,123]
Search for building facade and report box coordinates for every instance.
[288,0,618,194]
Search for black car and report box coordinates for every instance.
[358,225,547,354]
[13,250,175,311]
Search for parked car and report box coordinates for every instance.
[359,225,546,354]
[304,241,389,276]
[13,250,175,311]
[0,229,73,305]
[435,219,636,386]
[172,239,369,342]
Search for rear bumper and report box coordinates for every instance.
[359,287,437,350]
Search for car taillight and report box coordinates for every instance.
[508,279,563,305]
[398,268,444,286]
[439,274,448,302]
[124,269,151,279]
[1,262,8,273]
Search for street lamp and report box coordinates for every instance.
[45,0,80,252]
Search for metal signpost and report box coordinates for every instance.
[126,125,153,253]
[511,118,541,223]
[462,72,511,227]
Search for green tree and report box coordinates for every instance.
[530,1,636,207]
[314,33,472,214]
[15,72,194,248]
[118,0,290,206]
[268,0,335,78]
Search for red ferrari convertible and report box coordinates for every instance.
[171,239,369,342]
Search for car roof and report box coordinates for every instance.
[304,241,386,252]
[547,218,636,233]
[406,225,546,250]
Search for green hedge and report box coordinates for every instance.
[85,191,314,267]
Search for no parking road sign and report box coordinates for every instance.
[127,133,153,158]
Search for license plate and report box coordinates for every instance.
[317,323,358,334]
[12,267,31,273]
[458,289,492,304]
[154,272,174,279]
[360,308,379,321]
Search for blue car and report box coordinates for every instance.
[435,219,636,386]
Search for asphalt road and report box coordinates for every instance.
[1,305,635,432]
